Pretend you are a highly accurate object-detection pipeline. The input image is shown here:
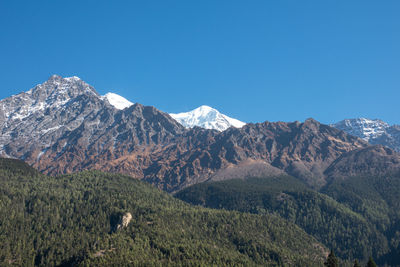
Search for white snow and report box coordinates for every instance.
[0,75,94,122]
[102,92,134,110]
[37,151,44,160]
[170,105,246,132]
[65,76,81,82]
[36,148,49,161]
[332,118,390,141]
[40,125,62,134]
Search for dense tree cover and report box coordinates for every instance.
[322,173,400,266]
[324,250,339,267]
[176,175,400,265]
[0,159,326,266]
[353,259,361,267]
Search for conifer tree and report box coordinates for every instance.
[353,259,361,267]
[366,256,377,267]
[324,250,339,267]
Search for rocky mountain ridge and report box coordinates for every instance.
[1,75,400,192]
[332,118,400,152]
[95,91,245,131]
[0,75,108,159]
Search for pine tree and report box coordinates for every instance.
[353,259,361,267]
[324,250,339,267]
[366,256,377,267]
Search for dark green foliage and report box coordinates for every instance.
[0,158,40,177]
[353,259,361,267]
[0,159,325,266]
[366,256,377,267]
[324,250,339,267]
[175,176,397,262]
[322,173,400,265]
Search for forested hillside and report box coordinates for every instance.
[176,175,400,265]
[0,158,326,266]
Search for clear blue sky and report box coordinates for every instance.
[1,1,399,124]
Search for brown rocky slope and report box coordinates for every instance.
[2,75,400,192]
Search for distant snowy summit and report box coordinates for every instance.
[169,105,246,132]
[101,92,133,110]
[332,118,389,141]
[332,118,400,152]
[100,93,246,132]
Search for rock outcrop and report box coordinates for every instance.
[117,212,132,230]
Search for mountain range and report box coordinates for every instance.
[73,78,400,152]
[1,75,400,192]
[102,92,246,132]
[2,75,400,265]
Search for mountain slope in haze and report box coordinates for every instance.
[332,118,400,152]
[170,105,246,131]
[0,158,327,266]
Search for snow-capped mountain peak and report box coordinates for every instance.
[332,118,400,152]
[102,92,134,110]
[169,105,246,131]
[1,75,98,122]
[332,118,389,141]
[0,75,108,159]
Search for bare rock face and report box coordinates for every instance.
[1,75,399,193]
[0,75,117,165]
[117,212,132,230]
[130,119,368,191]
[110,212,133,232]
[33,102,185,176]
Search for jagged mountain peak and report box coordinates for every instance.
[332,118,389,141]
[0,75,110,160]
[0,75,99,123]
[2,75,400,194]
[304,117,320,124]
[62,88,245,132]
[42,74,84,86]
[25,74,99,102]
[332,118,400,152]
[170,105,246,132]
